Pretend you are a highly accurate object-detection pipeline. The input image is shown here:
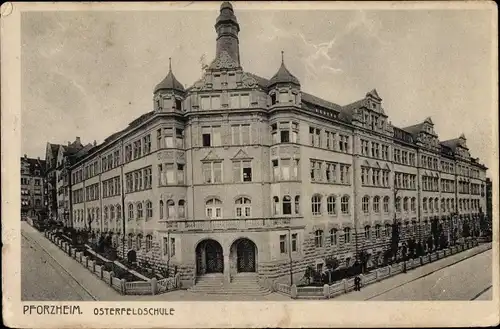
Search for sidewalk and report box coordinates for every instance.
[334,242,492,301]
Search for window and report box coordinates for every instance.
[230,93,250,109]
[403,197,409,212]
[176,129,184,148]
[396,197,401,212]
[411,197,416,213]
[137,202,143,218]
[362,196,369,214]
[233,160,252,182]
[167,200,175,219]
[235,197,251,217]
[128,204,134,220]
[283,195,292,215]
[375,225,381,239]
[203,161,222,183]
[178,200,186,219]
[201,95,220,110]
[344,228,351,243]
[136,234,143,250]
[231,124,251,145]
[372,196,380,213]
[291,233,298,252]
[364,225,371,240]
[110,205,115,220]
[311,194,322,215]
[145,235,153,252]
[206,198,222,219]
[143,135,151,154]
[327,195,336,215]
[177,164,185,184]
[423,198,428,212]
[280,235,287,254]
[128,234,133,249]
[295,196,300,215]
[330,228,337,245]
[273,196,280,215]
[341,196,349,214]
[170,238,176,256]
[159,200,164,219]
[116,205,122,220]
[272,159,280,181]
[146,201,153,219]
[202,126,221,147]
[314,230,323,247]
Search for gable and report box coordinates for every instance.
[201,150,222,162]
[231,149,252,160]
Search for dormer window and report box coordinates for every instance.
[175,99,182,111]
[279,91,288,103]
[371,103,376,109]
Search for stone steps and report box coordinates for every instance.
[188,273,271,295]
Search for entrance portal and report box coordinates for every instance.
[233,238,257,272]
[195,239,224,275]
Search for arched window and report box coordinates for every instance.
[295,196,300,215]
[136,202,143,218]
[384,224,391,236]
[205,198,222,219]
[327,195,336,215]
[403,197,409,212]
[375,224,381,239]
[434,198,439,212]
[127,233,133,249]
[383,196,389,213]
[110,205,115,220]
[145,235,153,252]
[159,200,164,219]
[146,201,153,219]
[283,195,292,215]
[373,196,380,213]
[314,230,323,247]
[412,220,417,234]
[167,200,175,219]
[441,198,445,212]
[95,208,99,222]
[104,206,108,221]
[136,234,143,250]
[364,225,371,240]
[311,194,322,215]
[362,196,369,214]
[343,227,351,243]
[341,196,350,214]
[411,197,416,213]
[396,197,401,212]
[273,196,280,215]
[128,204,134,220]
[330,228,337,245]
[116,205,122,220]
[236,197,252,217]
[178,200,186,218]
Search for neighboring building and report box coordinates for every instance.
[45,137,91,224]
[68,2,488,288]
[21,155,47,219]
[485,177,493,230]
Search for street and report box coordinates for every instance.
[21,233,95,301]
[367,249,492,301]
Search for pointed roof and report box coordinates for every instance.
[268,51,300,87]
[154,58,185,93]
[366,89,381,100]
[424,117,433,125]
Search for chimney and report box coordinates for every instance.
[75,136,81,144]
[67,141,71,146]
[93,140,97,146]
[24,154,27,159]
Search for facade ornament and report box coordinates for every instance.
[209,51,239,70]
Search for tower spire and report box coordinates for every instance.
[281,50,284,64]
[169,57,172,71]
[214,1,241,66]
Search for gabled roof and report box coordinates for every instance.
[366,89,381,101]
[401,122,425,137]
[21,156,46,176]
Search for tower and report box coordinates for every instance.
[153,58,185,112]
[214,2,241,67]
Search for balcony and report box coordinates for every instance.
[161,216,304,232]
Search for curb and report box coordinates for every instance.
[365,244,492,300]
[22,229,98,301]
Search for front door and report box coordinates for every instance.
[205,241,223,273]
[237,239,255,272]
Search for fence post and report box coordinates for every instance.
[151,278,157,295]
[175,273,181,288]
[343,279,348,293]
[323,284,330,299]
[121,279,126,295]
[375,269,379,281]
[387,265,392,276]
[110,273,114,287]
[290,284,298,299]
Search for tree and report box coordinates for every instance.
[357,251,370,273]
[390,223,400,262]
[324,256,340,284]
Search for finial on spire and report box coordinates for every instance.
[281,50,284,64]
[169,57,172,71]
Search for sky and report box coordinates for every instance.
[21,3,496,170]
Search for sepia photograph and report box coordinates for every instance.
[2,0,499,327]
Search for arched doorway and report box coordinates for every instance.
[195,239,224,275]
[231,238,257,273]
